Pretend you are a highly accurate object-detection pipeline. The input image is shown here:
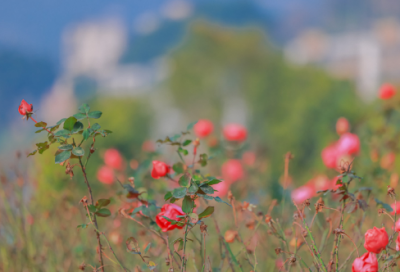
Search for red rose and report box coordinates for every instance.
[221,159,244,183]
[396,234,400,251]
[97,165,115,184]
[155,204,185,232]
[151,160,170,179]
[352,252,378,272]
[364,227,389,254]
[194,119,214,138]
[223,123,247,142]
[291,185,315,204]
[321,143,340,169]
[104,148,124,170]
[337,133,360,155]
[18,99,33,116]
[379,84,396,100]
[336,117,350,135]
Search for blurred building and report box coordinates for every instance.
[284,18,400,101]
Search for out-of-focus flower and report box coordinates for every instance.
[109,231,123,245]
[97,165,114,184]
[352,252,378,272]
[312,175,331,191]
[390,173,399,189]
[155,204,185,232]
[224,230,237,243]
[223,123,247,142]
[396,234,400,251]
[194,119,214,138]
[142,140,156,153]
[395,219,400,232]
[291,185,314,204]
[242,151,256,166]
[104,148,124,170]
[322,144,340,169]
[336,117,350,135]
[212,180,230,197]
[337,133,360,155]
[379,84,396,100]
[364,227,388,254]
[18,99,33,116]
[151,161,170,179]
[221,159,244,183]
[380,152,395,170]
[391,202,400,215]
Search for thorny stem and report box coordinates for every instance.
[77,155,104,272]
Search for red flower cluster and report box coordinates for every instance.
[321,132,360,169]
[352,252,378,272]
[155,204,185,232]
[97,149,124,184]
[194,119,214,138]
[151,160,170,179]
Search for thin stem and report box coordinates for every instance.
[78,156,104,272]
[181,219,190,272]
[30,117,54,135]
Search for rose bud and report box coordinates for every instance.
[104,148,124,170]
[396,234,400,251]
[155,204,185,232]
[194,119,214,138]
[221,159,244,183]
[336,117,350,135]
[151,161,170,179]
[223,123,247,142]
[364,227,389,254]
[352,252,378,272]
[18,99,33,116]
[379,83,396,100]
[97,165,115,184]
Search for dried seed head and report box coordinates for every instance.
[227,191,234,201]
[289,255,297,264]
[200,222,208,234]
[242,201,250,209]
[304,199,311,208]
[265,214,272,224]
[315,197,325,213]
[326,217,332,223]
[275,248,283,255]
[79,196,88,206]
[78,262,86,270]
[387,186,396,198]
[224,230,237,243]
[378,208,385,215]
[165,256,171,266]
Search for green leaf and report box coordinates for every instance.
[63,117,77,131]
[88,111,102,119]
[173,162,185,174]
[73,113,87,120]
[173,187,187,199]
[178,147,189,156]
[200,195,213,201]
[182,140,192,146]
[182,196,194,214]
[179,174,191,187]
[144,243,151,254]
[88,205,97,213]
[82,129,90,141]
[162,216,178,225]
[198,206,214,219]
[164,191,173,201]
[55,150,71,164]
[200,185,214,194]
[375,198,393,212]
[79,103,90,114]
[77,224,88,229]
[72,147,85,157]
[187,121,198,131]
[91,123,101,130]
[27,150,37,157]
[56,118,67,125]
[34,121,47,127]
[72,121,84,133]
[95,208,111,217]
[54,129,70,137]
[188,183,199,194]
[58,144,73,151]
[199,154,208,167]
[207,179,222,186]
[96,199,111,209]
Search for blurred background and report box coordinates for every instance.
[2,0,400,271]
